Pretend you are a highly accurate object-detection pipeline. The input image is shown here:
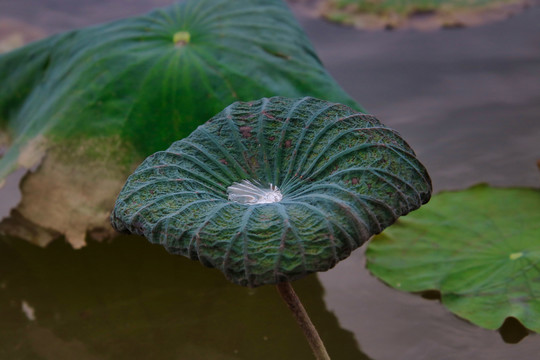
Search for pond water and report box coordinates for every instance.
[1,1,539,359]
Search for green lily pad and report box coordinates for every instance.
[0,0,359,247]
[112,96,431,287]
[366,184,540,332]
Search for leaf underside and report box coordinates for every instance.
[367,185,540,332]
[112,97,431,287]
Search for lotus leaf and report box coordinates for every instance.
[367,185,540,332]
[112,96,431,287]
[320,0,527,29]
[0,0,359,247]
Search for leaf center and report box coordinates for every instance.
[173,31,190,47]
[509,252,524,260]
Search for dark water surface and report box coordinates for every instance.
[1,1,539,359]
[300,8,540,359]
[299,6,540,192]
[297,6,540,360]
[0,236,366,360]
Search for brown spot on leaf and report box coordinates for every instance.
[262,111,276,120]
[284,139,292,148]
[219,159,228,165]
[239,126,253,138]
[0,136,130,248]
[352,177,359,185]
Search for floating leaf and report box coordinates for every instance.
[366,185,540,332]
[319,0,529,30]
[0,0,359,247]
[112,96,431,287]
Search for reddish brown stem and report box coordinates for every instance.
[276,281,331,360]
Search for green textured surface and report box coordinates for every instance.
[112,97,432,287]
[367,185,540,332]
[0,0,359,181]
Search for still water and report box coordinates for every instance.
[1,235,366,359]
[1,0,539,359]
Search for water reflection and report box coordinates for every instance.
[0,235,369,359]
[319,249,540,360]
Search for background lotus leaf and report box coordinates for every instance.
[0,0,360,248]
[366,184,540,332]
[319,0,529,30]
[112,96,431,287]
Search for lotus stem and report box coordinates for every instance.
[276,281,331,360]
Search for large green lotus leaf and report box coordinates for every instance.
[112,96,431,287]
[0,0,360,248]
[366,185,540,332]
